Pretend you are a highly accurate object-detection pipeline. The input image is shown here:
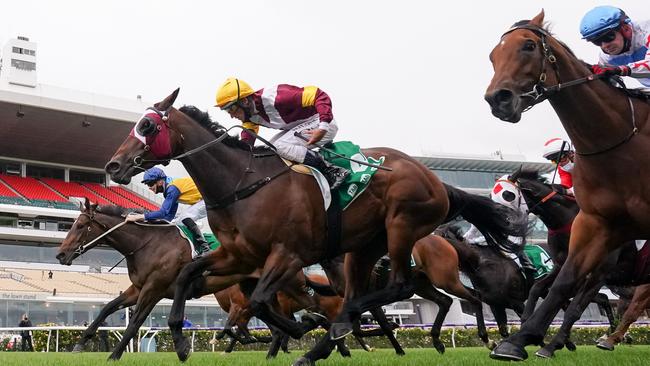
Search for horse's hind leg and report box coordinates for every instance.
[414,278,452,354]
[368,307,405,355]
[73,285,138,353]
[598,284,650,351]
[491,305,510,339]
[593,292,617,333]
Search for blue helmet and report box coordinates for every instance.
[141,167,166,184]
[579,6,630,40]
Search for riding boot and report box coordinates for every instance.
[518,251,537,284]
[182,218,211,256]
[303,151,350,191]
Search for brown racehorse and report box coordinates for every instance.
[55,200,255,360]
[485,10,650,361]
[105,94,526,365]
[597,283,650,351]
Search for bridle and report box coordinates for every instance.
[73,212,117,257]
[500,24,639,156]
[130,105,292,209]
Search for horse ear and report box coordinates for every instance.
[531,9,545,26]
[509,165,523,182]
[82,197,91,212]
[154,88,180,111]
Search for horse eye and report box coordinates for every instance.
[522,40,536,51]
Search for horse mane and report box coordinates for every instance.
[95,205,143,217]
[178,105,274,153]
[516,168,548,184]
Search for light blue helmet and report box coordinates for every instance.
[579,6,630,40]
[141,167,166,184]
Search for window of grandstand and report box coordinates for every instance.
[0,160,21,175]
[69,170,105,184]
[10,58,36,71]
[432,169,503,189]
[26,165,64,179]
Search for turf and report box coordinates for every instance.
[0,346,648,366]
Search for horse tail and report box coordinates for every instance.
[443,183,527,252]
[435,224,480,270]
[304,276,339,297]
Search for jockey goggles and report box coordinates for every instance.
[590,29,618,46]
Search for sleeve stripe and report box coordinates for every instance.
[301,86,318,107]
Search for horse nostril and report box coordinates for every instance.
[494,89,514,105]
[105,161,121,174]
[55,252,65,260]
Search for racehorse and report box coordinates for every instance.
[485,10,650,360]
[507,168,641,357]
[55,200,255,360]
[105,93,527,365]
[434,226,535,339]
[597,283,650,351]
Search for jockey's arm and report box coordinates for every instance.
[145,186,180,221]
[304,86,334,144]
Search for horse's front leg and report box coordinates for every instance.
[521,266,559,323]
[107,284,162,360]
[168,248,253,361]
[598,283,650,350]
[491,213,618,361]
[246,245,312,339]
[73,285,139,353]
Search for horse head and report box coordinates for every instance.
[105,88,185,184]
[508,168,578,228]
[56,198,103,265]
[484,10,590,123]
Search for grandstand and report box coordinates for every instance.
[0,35,623,332]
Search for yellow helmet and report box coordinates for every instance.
[215,78,255,109]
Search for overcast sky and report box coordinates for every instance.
[2,1,646,179]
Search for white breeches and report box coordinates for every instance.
[271,118,339,163]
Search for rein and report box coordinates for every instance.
[134,106,297,209]
[502,24,640,156]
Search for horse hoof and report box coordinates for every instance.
[175,337,192,362]
[487,339,498,351]
[292,356,315,366]
[330,322,353,340]
[107,353,121,361]
[535,347,555,359]
[596,340,615,351]
[565,340,577,352]
[490,341,528,361]
[433,341,446,354]
[72,343,84,353]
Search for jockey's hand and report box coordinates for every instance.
[124,213,145,223]
[305,129,327,145]
[590,64,631,77]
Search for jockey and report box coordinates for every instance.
[463,175,535,277]
[124,167,211,256]
[542,138,575,196]
[214,78,350,190]
[580,6,650,86]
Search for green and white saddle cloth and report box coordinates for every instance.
[177,225,221,258]
[320,141,385,210]
[523,244,554,279]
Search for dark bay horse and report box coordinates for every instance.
[55,200,255,360]
[507,168,640,357]
[597,283,650,351]
[485,10,650,357]
[105,92,526,365]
